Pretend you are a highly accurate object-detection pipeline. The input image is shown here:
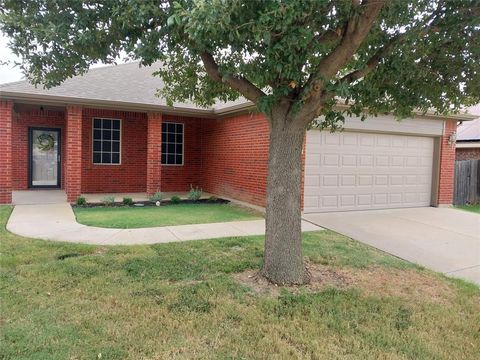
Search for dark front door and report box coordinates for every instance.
[29,128,61,188]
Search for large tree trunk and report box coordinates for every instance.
[261,117,308,285]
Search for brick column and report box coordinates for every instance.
[147,112,162,195]
[65,105,83,203]
[0,100,13,204]
[437,119,457,205]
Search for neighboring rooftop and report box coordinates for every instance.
[467,104,480,117]
[457,118,480,142]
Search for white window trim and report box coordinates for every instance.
[92,117,122,165]
[162,121,185,166]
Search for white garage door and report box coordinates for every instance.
[304,131,434,213]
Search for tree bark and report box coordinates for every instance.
[261,116,308,285]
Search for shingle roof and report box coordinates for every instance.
[0,61,204,109]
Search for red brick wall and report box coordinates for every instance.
[438,120,457,205]
[11,106,66,191]
[456,147,480,161]
[66,106,83,202]
[0,100,13,204]
[161,115,203,192]
[147,112,162,195]
[80,110,203,194]
[200,113,270,207]
[81,108,148,193]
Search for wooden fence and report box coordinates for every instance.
[453,159,480,205]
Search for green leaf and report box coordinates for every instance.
[167,15,176,27]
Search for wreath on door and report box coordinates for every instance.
[36,133,55,151]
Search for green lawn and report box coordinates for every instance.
[74,203,262,228]
[1,205,479,359]
[456,204,480,214]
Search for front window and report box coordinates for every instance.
[162,122,184,165]
[92,118,121,164]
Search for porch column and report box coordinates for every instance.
[0,100,13,204]
[65,105,83,203]
[437,119,456,206]
[146,112,162,195]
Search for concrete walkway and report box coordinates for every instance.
[304,207,480,285]
[13,190,67,205]
[7,203,322,245]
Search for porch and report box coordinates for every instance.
[1,101,204,205]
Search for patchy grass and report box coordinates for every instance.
[73,203,262,228]
[1,205,479,359]
[456,204,480,214]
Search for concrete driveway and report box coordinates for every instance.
[303,207,480,285]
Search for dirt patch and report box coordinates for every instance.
[233,263,354,297]
[233,264,454,303]
[354,266,454,304]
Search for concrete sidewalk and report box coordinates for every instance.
[304,207,480,285]
[7,203,322,245]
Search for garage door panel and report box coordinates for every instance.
[341,155,357,166]
[304,196,319,209]
[304,130,434,213]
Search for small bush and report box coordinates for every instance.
[102,196,115,206]
[170,195,181,204]
[207,196,218,202]
[148,191,163,203]
[123,197,134,206]
[188,185,203,201]
[76,196,87,206]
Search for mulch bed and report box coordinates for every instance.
[73,198,230,208]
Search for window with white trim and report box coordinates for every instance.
[161,122,184,165]
[92,118,121,164]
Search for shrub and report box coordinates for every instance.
[75,196,87,206]
[188,185,203,201]
[102,196,115,206]
[170,195,181,204]
[123,197,134,206]
[148,191,163,203]
[207,196,218,202]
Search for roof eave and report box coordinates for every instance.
[0,91,216,118]
[456,141,480,148]
[1,90,477,122]
[333,103,477,121]
[213,101,256,116]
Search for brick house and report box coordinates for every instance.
[0,62,476,211]
[456,118,480,161]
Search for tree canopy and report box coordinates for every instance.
[1,0,479,127]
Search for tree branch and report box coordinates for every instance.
[311,0,384,88]
[313,27,344,46]
[339,35,400,84]
[339,4,449,85]
[199,52,266,104]
[296,0,385,121]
